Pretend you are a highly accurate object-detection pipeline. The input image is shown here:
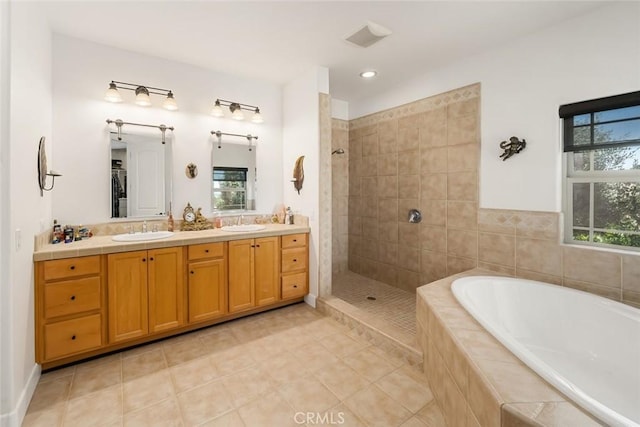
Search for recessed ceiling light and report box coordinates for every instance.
[360,70,377,79]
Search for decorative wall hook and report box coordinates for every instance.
[291,155,305,194]
[499,136,526,161]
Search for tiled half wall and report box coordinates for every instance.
[331,118,349,274]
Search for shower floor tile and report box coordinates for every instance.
[332,271,417,335]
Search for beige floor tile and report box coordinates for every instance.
[415,401,446,427]
[221,365,275,407]
[375,369,434,413]
[64,384,122,427]
[26,376,72,413]
[277,375,340,413]
[300,317,346,339]
[198,410,245,427]
[162,335,209,367]
[343,348,397,382]
[237,391,298,427]
[320,332,369,358]
[22,402,66,427]
[177,379,233,426]
[307,403,366,427]
[123,370,175,413]
[314,360,371,401]
[38,365,76,383]
[69,359,122,398]
[123,397,182,427]
[199,329,241,354]
[122,348,167,382]
[344,384,413,427]
[120,341,163,360]
[290,342,342,374]
[400,415,429,426]
[169,356,221,394]
[260,351,308,384]
[240,337,285,363]
[211,344,257,376]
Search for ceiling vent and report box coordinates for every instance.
[345,21,392,48]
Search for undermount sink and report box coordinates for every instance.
[220,224,266,232]
[112,231,174,242]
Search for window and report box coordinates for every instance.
[212,167,247,210]
[561,91,640,250]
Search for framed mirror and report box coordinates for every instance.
[110,132,172,218]
[212,142,256,211]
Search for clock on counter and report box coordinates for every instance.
[181,202,212,231]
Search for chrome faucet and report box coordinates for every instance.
[142,221,148,233]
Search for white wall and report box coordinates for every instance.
[1,2,52,425]
[350,2,640,213]
[282,66,329,304]
[52,35,283,224]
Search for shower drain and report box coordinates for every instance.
[366,296,377,301]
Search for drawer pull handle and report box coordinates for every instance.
[293,285,298,288]
[190,271,195,274]
[251,245,255,248]
[256,244,260,248]
[205,249,209,253]
[293,239,297,242]
[70,295,76,301]
[71,335,76,340]
[69,265,75,270]
[293,259,297,262]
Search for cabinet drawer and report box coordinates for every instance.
[281,233,307,249]
[188,243,224,260]
[281,272,307,299]
[44,314,102,360]
[43,256,101,281]
[44,276,101,319]
[282,248,307,273]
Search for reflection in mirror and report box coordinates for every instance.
[212,142,256,211]
[110,132,172,218]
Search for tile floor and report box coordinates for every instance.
[24,303,444,427]
[332,272,417,335]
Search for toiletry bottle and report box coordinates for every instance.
[284,207,291,225]
[52,220,61,244]
[167,211,174,232]
[74,225,82,241]
[214,213,222,228]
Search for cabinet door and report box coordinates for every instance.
[254,237,280,306]
[188,259,226,323]
[228,239,255,313]
[108,251,148,343]
[148,247,184,333]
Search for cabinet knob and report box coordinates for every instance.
[142,258,146,262]
[70,295,76,301]
[293,285,298,288]
[205,249,209,253]
[293,239,297,242]
[190,271,195,274]
[69,265,75,270]
[251,245,255,248]
[293,259,297,262]
[150,257,154,261]
[256,244,260,248]
[71,335,76,340]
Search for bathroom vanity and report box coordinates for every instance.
[33,225,309,369]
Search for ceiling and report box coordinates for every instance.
[40,1,605,103]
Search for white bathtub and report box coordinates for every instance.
[452,276,640,427]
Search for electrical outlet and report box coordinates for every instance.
[15,228,21,251]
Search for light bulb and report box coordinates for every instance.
[162,91,178,111]
[135,86,151,107]
[230,103,244,121]
[251,108,263,124]
[359,70,377,78]
[104,82,122,103]
[211,100,224,117]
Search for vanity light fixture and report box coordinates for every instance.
[104,81,178,111]
[211,98,263,123]
[359,70,377,78]
[211,130,259,151]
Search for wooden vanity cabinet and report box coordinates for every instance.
[281,233,309,299]
[35,255,105,363]
[187,242,227,323]
[107,246,184,343]
[228,237,279,313]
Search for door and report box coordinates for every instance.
[188,258,226,323]
[228,239,255,313]
[254,237,279,306]
[127,139,166,217]
[148,247,184,333]
[107,251,148,343]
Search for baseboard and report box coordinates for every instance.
[304,293,317,308]
[0,363,40,427]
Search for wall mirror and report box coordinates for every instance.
[211,142,256,211]
[110,132,172,218]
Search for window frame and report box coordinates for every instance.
[212,166,248,211]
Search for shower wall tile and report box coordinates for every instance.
[398,150,420,175]
[398,113,425,129]
[420,174,447,201]
[378,153,398,176]
[447,201,477,231]
[398,223,420,249]
[398,246,420,272]
[477,209,517,235]
[398,127,419,152]
[447,144,478,172]
[378,200,399,222]
[447,172,477,201]
[421,147,448,173]
[515,238,562,277]
[362,133,379,157]
[421,250,448,283]
[379,243,399,265]
[398,175,420,199]
[563,279,621,301]
[447,256,477,276]
[447,229,478,259]
[361,155,378,176]
[421,200,446,227]
[378,120,398,154]
[397,269,421,293]
[478,233,515,268]
[379,221,399,243]
[515,211,559,241]
[420,225,447,253]
[378,176,398,199]
[514,269,562,286]
[562,246,621,289]
[447,113,479,146]
[622,254,640,293]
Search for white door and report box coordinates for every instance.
[127,139,165,217]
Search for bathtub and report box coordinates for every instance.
[452,276,640,427]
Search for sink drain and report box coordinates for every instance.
[366,296,377,301]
